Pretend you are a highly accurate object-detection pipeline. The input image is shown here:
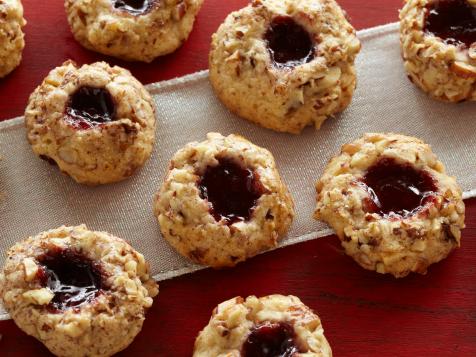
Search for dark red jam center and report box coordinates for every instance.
[242,322,301,357]
[113,0,154,15]
[36,248,105,312]
[198,158,265,225]
[264,16,314,68]
[424,0,476,47]
[361,157,437,218]
[65,86,115,130]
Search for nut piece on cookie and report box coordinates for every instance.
[0,0,26,78]
[193,295,332,357]
[209,0,361,134]
[65,0,204,62]
[314,133,465,278]
[400,0,476,101]
[25,61,156,185]
[153,132,295,268]
[0,225,159,357]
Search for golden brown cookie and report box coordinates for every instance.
[400,0,476,101]
[193,295,332,357]
[153,132,295,268]
[65,0,204,62]
[25,61,156,185]
[0,225,159,357]
[209,0,361,134]
[0,0,26,78]
[314,133,465,278]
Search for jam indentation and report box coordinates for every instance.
[360,157,437,218]
[113,0,155,15]
[198,157,265,225]
[242,322,302,357]
[36,247,106,312]
[424,0,476,47]
[264,16,315,68]
[65,86,116,130]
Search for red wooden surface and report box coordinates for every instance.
[1,0,475,356]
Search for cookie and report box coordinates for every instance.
[25,61,156,185]
[0,0,26,78]
[153,132,295,268]
[193,295,332,357]
[0,225,159,357]
[400,0,476,102]
[65,0,204,62]
[209,0,361,134]
[314,133,465,278]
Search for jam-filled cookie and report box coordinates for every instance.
[65,0,204,62]
[400,0,476,101]
[0,0,26,78]
[314,133,465,278]
[209,0,361,134]
[153,132,295,268]
[193,295,332,357]
[0,225,159,357]
[25,61,156,185]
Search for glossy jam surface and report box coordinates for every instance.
[242,322,301,357]
[113,0,154,15]
[264,16,314,68]
[37,248,105,312]
[361,158,437,218]
[424,0,476,47]
[65,86,115,130]
[198,158,265,224]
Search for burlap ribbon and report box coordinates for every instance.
[1,23,475,320]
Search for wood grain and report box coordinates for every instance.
[1,0,476,356]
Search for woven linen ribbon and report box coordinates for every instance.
[1,23,475,320]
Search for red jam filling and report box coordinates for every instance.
[64,86,116,130]
[36,247,106,312]
[198,158,265,225]
[424,0,476,47]
[361,157,437,218]
[242,322,302,357]
[264,16,315,68]
[113,0,155,15]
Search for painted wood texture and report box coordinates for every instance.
[1,0,475,356]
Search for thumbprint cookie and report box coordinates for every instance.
[314,133,465,278]
[0,0,26,77]
[0,225,159,357]
[209,0,361,134]
[153,132,295,268]
[193,295,332,357]
[65,0,204,62]
[25,61,156,185]
[400,0,476,101]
